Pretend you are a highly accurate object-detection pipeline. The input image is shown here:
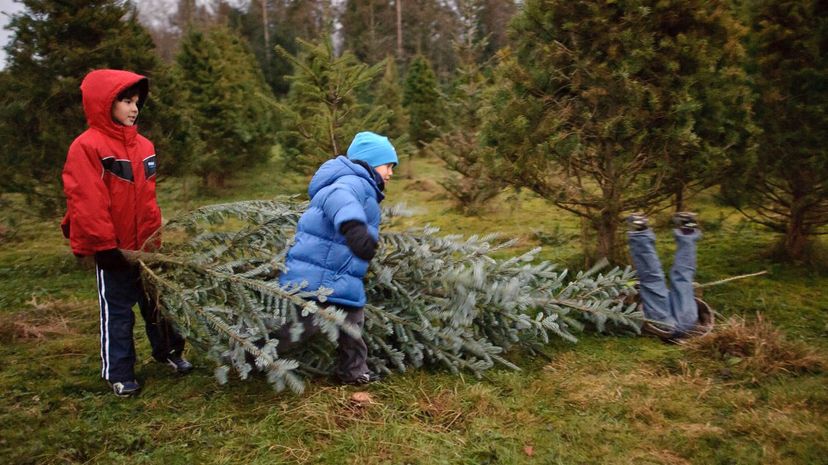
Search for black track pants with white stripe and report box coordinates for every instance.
[96,263,185,383]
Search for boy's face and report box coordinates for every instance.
[374,163,394,183]
[111,95,140,126]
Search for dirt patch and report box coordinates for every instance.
[330,388,385,429]
[0,296,82,343]
[416,388,465,431]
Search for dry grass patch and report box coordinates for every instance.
[0,296,83,343]
[463,382,500,416]
[629,447,694,465]
[544,357,713,410]
[683,314,826,377]
[415,387,465,432]
[729,407,824,445]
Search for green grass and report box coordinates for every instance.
[1,153,826,464]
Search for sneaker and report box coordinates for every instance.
[165,354,194,374]
[109,380,141,397]
[626,213,649,232]
[341,371,382,385]
[672,212,699,233]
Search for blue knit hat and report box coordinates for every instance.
[346,132,398,167]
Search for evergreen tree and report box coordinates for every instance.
[341,0,397,66]
[0,0,163,213]
[276,40,392,174]
[174,25,277,187]
[474,0,518,60]
[281,0,335,44]
[727,0,828,260]
[144,63,204,178]
[483,0,752,262]
[403,55,444,148]
[399,0,462,78]
[131,199,642,393]
[228,1,300,97]
[374,58,410,141]
[340,0,516,79]
[429,8,502,213]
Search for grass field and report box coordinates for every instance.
[1,154,826,465]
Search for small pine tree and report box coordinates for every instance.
[403,55,444,148]
[0,0,163,213]
[373,57,415,160]
[429,12,502,214]
[174,25,277,188]
[375,58,410,141]
[276,40,393,174]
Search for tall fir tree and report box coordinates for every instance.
[276,40,393,174]
[482,0,752,262]
[403,54,444,148]
[725,0,827,260]
[281,0,335,44]
[174,25,277,187]
[341,0,397,66]
[0,0,163,213]
[227,1,301,97]
[341,0,513,80]
[398,0,462,78]
[474,0,518,61]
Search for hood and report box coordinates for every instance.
[80,69,148,141]
[308,156,385,202]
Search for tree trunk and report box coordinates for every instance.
[595,152,622,263]
[594,210,620,264]
[261,0,269,64]
[204,172,226,189]
[784,198,809,260]
[395,0,403,60]
[580,216,595,267]
[675,184,685,212]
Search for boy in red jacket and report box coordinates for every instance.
[62,69,191,397]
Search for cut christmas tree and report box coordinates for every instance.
[130,199,643,393]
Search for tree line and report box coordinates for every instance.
[0,0,824,263]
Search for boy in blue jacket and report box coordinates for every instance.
[277,132,397,384]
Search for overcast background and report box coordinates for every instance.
[0,0,254,69]
[0,0,25,68]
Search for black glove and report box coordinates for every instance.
[340,220,378,261]
[94,248,131,271]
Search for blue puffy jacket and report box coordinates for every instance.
[279,156,384,307]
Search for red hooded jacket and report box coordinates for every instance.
[61,69,161,256]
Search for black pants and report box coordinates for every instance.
[272,302,368,382]
[95,264,185,382]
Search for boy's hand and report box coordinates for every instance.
[94,248,131,271]
[340,221,378,261]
